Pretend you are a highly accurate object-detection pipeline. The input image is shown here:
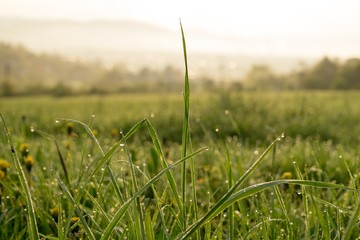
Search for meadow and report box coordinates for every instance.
[1,90,360,239]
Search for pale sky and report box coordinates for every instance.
[1,0,360,58]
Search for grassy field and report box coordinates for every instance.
[1,90,360,239]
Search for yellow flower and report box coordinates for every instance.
[0,159,10,171]
[70,216,80,223]
[111,128,119,138]
[70,216,81,233]
[281,172,293,179]
[92,129,98,137]
[20,143,29,157]
[24,156,35,172]
[50,207,59,220]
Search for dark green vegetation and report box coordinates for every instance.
[2,41,360,97]
[1,91,360,239]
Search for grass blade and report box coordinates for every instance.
[0,113,40,240]
[180,20,190,230]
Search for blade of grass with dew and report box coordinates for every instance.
[243,219,286,239]
[189,136,200,240]
[178,136,279,239]
[180,21,190,230]
[273,185,293,239]
[0,114,40,240]
[56,174,96,240]
[181,179,353,239]
[293,161,310,239]
[100,147,208,240]
[145,120,183,222]
[342,195,360,240]
[58,195,65,240]
[123,137,146,239]
[225,143,234,240]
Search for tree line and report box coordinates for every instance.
[1,41,360,96]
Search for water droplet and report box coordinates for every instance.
[101,168,105,171]
[215,128,219,132]
[254,150,259,155]
[339,155,343,159]
[30,126,35,132]
[120,143,125,147]
[150,113,155,118]
[88,154,92,158]
[224,110,230,115]
[55,120,60,124]
[42,167,47,171]
[92,114,95,118]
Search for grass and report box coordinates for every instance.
[1,26,360,239]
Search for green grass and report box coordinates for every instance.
[1,28,360,239]
[1,91,360,239]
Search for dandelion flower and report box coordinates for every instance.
[281,172,293,179]
[0,159,10,171]
[24,156,34,172]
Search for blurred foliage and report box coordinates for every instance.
[1,41,360,97]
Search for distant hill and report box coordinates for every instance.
[0,17,312,78]
[0,41,104,90]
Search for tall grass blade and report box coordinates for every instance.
[0,113,40,240]
[180,20,190,229]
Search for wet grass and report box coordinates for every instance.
[1,27,360,239]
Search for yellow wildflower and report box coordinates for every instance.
[281,172,293,179]
[0,159,10,171]
[24,156,34,172]
[70,216,81,233]
[50,207,59,221]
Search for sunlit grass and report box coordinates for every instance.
[1,25,360,239]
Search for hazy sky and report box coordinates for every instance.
[1,0,360,57]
